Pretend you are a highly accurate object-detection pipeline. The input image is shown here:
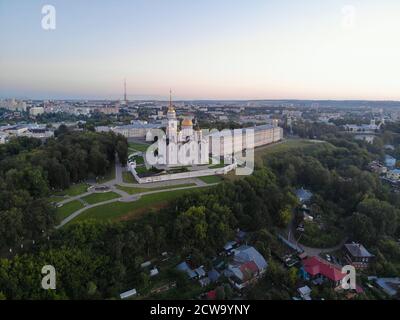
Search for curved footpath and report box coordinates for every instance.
[55,159,218,229]
[286,211,348,257]
[56,183,217,228]
[288,230,348,257]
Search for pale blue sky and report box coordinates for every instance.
[0,0,399,100]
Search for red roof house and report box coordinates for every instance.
[238,261,259,282]
[206,290,217,300]
[302,256,346,285]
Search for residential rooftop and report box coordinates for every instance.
[344,243,374,258]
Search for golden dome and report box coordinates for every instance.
[181,118,193,127]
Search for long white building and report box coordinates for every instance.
[208,124,283,157]
[96,93,283,157]
[96,122,163,138]
[96,117,283,156]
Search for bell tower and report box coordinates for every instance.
[166,89,178,143]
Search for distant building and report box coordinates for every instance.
[3,125,28,135]
[176,261,197,279]
[199,277,211,287]
[73,106,91,116]
[95,122,163,138]
[384,144,395,151]
[387,169,400,182]
[282,110,303,119]
[385,155,397,168]
[209,124,283,157]
[0,99,27,112]
[1,124,53,140]
[207,269,221,283]
[29,106,45,116]
[94,126,112,133]
[295,188,313,203]
[119,288,137,299]
[354,134,375,144]
[344,119,382,133]
[343,243,374,269]
[113,123,163,138]
[28,127,54,139]
[368,161,387,174]
[297,285,312,300]
[194,266,206,278]
[317,113,342,123]
[150,267,159,277]
[224,245,268,290]
[373,278,400,297]
[93,104,120,115]
[224,240,238,253]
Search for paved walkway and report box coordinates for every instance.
[57,161,205,207]
[58,191,93,205]
[54,155,220,228]
[56,197,126,228]
[56,183,218,229]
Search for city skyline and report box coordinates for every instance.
[1,0,400,101]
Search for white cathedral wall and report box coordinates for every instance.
[129,161,237,184]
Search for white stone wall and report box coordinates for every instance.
[128,162,237,184]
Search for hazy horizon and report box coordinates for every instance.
[3,97,400,104]
[1,0,400,101]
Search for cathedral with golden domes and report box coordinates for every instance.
[166,91,203,144]
[127,91,283,181]
[163,91,208,166]
[152,90,283,168]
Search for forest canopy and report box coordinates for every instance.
[0,129,128,252]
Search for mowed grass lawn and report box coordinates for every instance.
[224,139,327,182]
[56,200,84,221]
[129,142,150,152]
[254,139,326,166]
[208,163,226,169]
[81,192,121,205]
[48,195,66,204]
[74,188,209,223]
[55,183,89,197]
[116,183,196,195]
[198,175,223,184]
